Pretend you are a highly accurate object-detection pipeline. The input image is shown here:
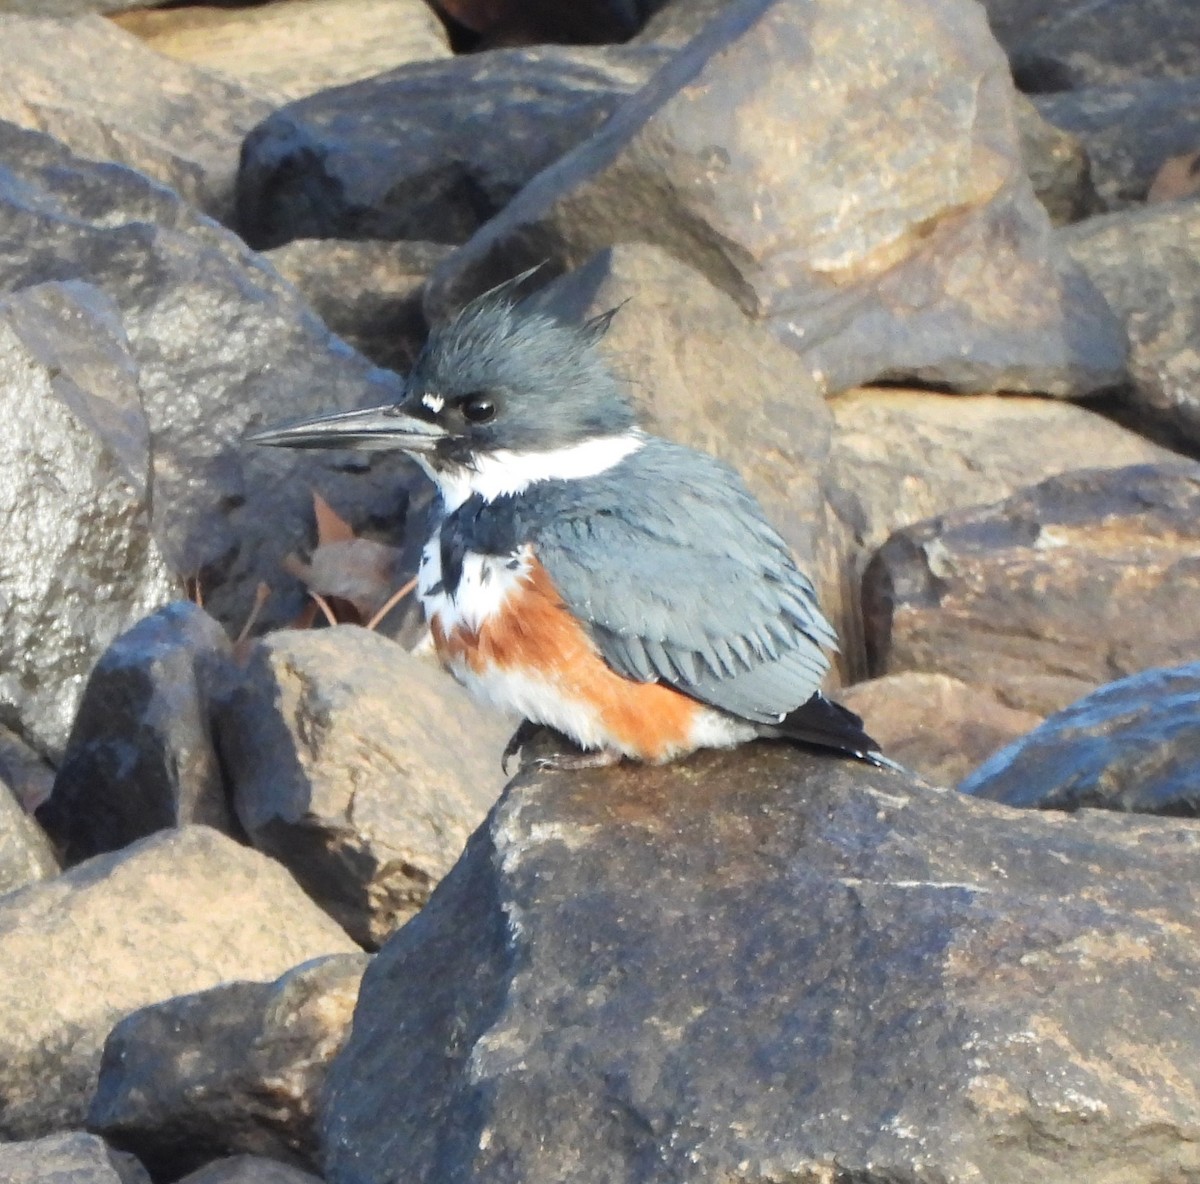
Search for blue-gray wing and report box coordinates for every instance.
[523,440,836,725]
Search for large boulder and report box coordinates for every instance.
[427,0,1126,398]
[236,44,671,250]
[1060,200,1200,451]
[90,953,370,1179]
[960,663,1200,815]
[1034,78,1200,209]
[215,627,510,947]
[824,387,1178,676]
[112,0,450,102]
[0,826,357,1138]
[0,13,274,221]
[1006,0,1200,92]
[861,463,1200,716]
[322,744,1200,1184]
[0,1133,149,1184]
[0,281,176,756]
[37,601,236,865]
[0,117,410,635]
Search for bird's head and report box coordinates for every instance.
[249,286,637,499]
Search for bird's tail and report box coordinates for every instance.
[768,693,904,772]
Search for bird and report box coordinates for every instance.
[249,281,893,773]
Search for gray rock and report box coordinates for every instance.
[322,745,1200,1184]
[824,386,1178,676]
[177,1157,324,1184]
[1059,199,1200,451]
[1035,78,1200,208]
[960,663,1200,814]
[37,601,236,866]
[1014,93,1099,225]
[266,239,452,373]
[90,953,369,1179]
[427,0,1126,398]
[236,44,671,250]
[0,779,57,896]
[0,1132,149,1184]
[112,0,450,103]
[1008,0,1200,92]
[0,13,275,221]
[0,825,357,1139]
[0,117,411,635]
[0,280,177,756]
[861,463,1200,716]
[215,627,510,948]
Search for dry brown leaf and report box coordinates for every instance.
[1148,149,1200,204]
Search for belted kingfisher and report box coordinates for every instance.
[250,286,890,771]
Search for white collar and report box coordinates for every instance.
[430,430,646,512]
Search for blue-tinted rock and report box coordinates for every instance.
[960,663,1200,815]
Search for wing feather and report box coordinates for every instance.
[514,438,836,724]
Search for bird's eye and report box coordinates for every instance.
[460,393,497,424]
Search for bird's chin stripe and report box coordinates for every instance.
[435,430,645,510]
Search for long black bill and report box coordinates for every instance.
[246,404,447,453]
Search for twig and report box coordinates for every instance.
[310,591,339,627]
[366,576,417,632]
[235,583,271,647]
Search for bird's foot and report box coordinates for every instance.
[501,721,624,774]
[501,719,544,775]
[531,748,625,772]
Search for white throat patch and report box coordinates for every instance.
[435,430,645,511]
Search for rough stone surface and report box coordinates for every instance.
[266,239,452,373]
[113,0,450,102]
[0,13,274,221]
[1035,78,1200,209]
[37,601,237,866]
[1008,0,1200,93]
[0,118,410,635]
[0,280,177,757]
[322,745,1200,1184]
[236,44,671,250]
[0,825,357,1139]
[428,0,1126,398]
[1014,93,1099,225]
[862,463,1200,716]
[1060,200,1200,451]
[961,663,1200,815]
[215,627,509,948]
[0,1132,150,1184]
[90,953,369,1179]
[178,1157,324,1184]
[824,387,1178,677]
[0,780,58,896]
[837,673,1043,788]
